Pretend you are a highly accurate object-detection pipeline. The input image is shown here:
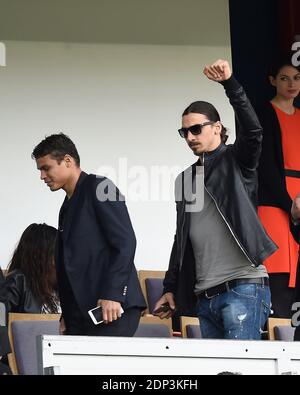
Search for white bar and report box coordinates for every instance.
[37,335,300,375]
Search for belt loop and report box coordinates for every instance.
[225,281,230,292]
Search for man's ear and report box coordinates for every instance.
[64,155,72,167]
[214,121,222,135]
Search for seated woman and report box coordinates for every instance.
[1,223,60,314]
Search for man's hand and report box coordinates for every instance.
[203,59,232,82]
[153,292,176,319]
[98,299,123,323]
[292,192,300,224]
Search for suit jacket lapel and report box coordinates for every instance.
[61,171,89,242]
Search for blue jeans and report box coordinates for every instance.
[196,284,271,339]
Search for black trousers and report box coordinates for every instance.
[58,260,142,336]
[59,276,141,336]
[65,301,142,336]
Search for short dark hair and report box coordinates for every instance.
[182,101,228,143]
[32,133,80,166]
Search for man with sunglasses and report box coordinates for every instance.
[154,59,277,340]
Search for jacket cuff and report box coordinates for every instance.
[219,75,241,92]
[163,286,176,295]
[98,289,126,304]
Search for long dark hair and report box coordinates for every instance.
[182,101,228,143]
[8,223,59,313]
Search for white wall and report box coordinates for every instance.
[0,40,233,270]
[0,1,233,271]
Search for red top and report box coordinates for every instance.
[258,104,300,287]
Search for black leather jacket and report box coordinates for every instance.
[0,270,44,313]
[163,76,278,316]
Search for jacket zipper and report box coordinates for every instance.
[179,153,202,268]
[180,192,186,268]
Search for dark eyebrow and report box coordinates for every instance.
[279,73,300,77]
[37,165,49,171]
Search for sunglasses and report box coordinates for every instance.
[178,121,215,138]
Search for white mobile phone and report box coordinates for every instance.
[88,306,125,325]
[88,306,104,325]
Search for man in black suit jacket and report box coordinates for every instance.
[291,192,300,340]
[32,133,146,336]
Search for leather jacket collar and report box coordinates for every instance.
[195,143,226,165]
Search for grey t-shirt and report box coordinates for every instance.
[189,172,267,294]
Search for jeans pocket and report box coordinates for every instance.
[260,299,271,328]
[231,284,257,300]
